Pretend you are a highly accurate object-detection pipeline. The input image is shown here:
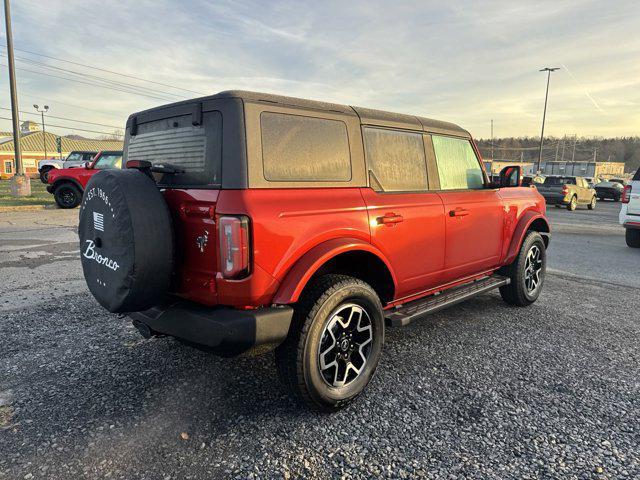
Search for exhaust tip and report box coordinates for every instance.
[132,319,154,339]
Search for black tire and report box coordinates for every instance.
[40,167,53,183]
[275,274,384,411]
[567,195,577,211]
[78,169,173,313]
[54,183,82,209]
[587,196,596,210]
[626,229,640,248]
[499,231,546,307]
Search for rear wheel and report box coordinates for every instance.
[499,231,546,306]
[275,274,384,411]
[39,167,53,183]
[567,195,577,211]
[626,229,640,248]
[54,183,81,209]
[588,196,596,210]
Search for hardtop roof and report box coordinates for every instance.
[131,90,470,137]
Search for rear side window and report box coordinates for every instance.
[261,112,351,182]
[126,111,222,187]
[363,127,427,192]
[432,136,484,190]
[633,168,640,181]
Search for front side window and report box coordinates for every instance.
[363,127,427,192]
[93,153,123,170]
[261,112,351,182]
[66,153,82,162]
[432,136,484,190]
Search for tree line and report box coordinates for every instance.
[475,137,640,173]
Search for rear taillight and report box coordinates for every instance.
[562,185,569,196]
[218,215,250,279]
[622,185,632,203]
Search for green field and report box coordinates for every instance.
[0,179,55,207]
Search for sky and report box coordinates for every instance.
[1,0,639,140]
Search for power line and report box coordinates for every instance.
[0,43,207,96]
[0,62,175,101]
[1,52,188,100]
[0,106,122,129]
[0,116,122,137]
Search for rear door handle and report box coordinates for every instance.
[449,208,470,217]
[377,212,404,226]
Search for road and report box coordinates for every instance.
[1,202,639,479]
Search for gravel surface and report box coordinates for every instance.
[1,206,639,479]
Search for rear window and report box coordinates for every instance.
[126,111,222,186]
[260,112,351,182]
[544,176,575,185]
[363,127,428,192]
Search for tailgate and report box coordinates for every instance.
[629,180,640,215]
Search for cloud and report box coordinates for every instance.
[1,0,638,138]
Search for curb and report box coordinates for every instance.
[0,204,58,213]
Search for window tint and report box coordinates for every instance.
[432,136,484,190]
[633,168,640,181]
[363,127,427,192]
[261,112,351,182]
[127,110,221,186]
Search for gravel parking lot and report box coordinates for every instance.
[1,201,639,479]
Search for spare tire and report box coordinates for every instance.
[78,169,173,313]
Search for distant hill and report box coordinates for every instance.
[476,136,640,173]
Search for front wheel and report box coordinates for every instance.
[567,196,577,211]
[54,183,82,209]
[588,196,596,210]
[275,274,384,411]
[626,229,640,248]
[499,231,546,307]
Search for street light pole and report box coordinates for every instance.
[3,0,30,195]
[33,104,49,158]
[537,67,560,174]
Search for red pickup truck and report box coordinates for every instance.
[47,151,123,208]
[77,91,550,410]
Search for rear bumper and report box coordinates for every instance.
[541,193,568,205]
[129,299,293,357]
[595,189,620,199]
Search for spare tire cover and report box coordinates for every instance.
[78,169,173,313]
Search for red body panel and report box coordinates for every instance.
[166,184,547,310]
[47,165,97,189]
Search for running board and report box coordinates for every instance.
[385,275,510,327]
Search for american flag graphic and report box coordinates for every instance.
[93,212,104,232]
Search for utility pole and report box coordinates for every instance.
[537,67,560,174]
[4,0,30,195]
[571,136,577,162]
[560,135,566,162]
[33,104,49,158]
[490,119,494,162]
[593,148,598,162]
[554,140,560,161]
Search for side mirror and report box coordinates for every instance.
[84,161,91,169]
[499,166,521,188]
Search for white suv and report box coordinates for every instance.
[620,167,640,248]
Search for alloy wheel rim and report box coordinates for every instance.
[61,189,75,206]
[317,303,373,388]
[524,245,543,294]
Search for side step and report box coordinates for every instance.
[385,275,510,327]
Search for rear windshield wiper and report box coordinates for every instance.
[126,160,185,175]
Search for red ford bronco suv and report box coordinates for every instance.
[47,151,123,208]
[78,91,550,411]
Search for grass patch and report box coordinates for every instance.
[0,179,54,207]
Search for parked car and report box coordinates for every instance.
[536,175,597,211]
[620,167,640,248]
[522,175,545,188]
[38,150,98,183]
[595,180,625,201]
[76,90,550,411]
[46,150,122,208]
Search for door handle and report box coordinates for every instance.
[377,212,404,226]
[449,208,470,217]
